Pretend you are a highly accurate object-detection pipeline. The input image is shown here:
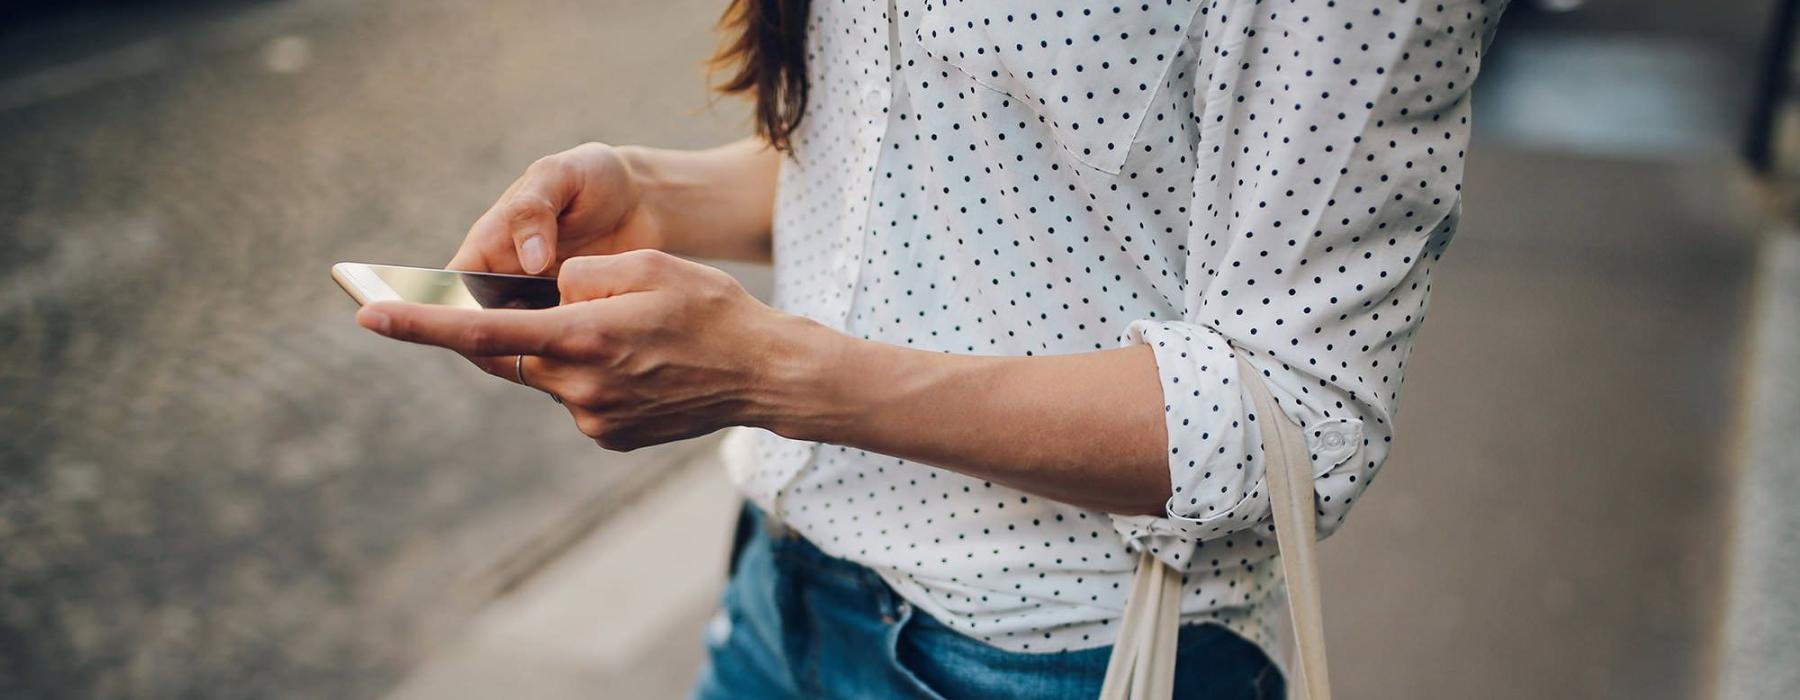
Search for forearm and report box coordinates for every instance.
[620,138,778,263]
[765,327,1172,516]
[618,141,1174,513]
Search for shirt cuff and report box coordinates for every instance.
[1108,319,1271,568]
[1112,319,1369,567]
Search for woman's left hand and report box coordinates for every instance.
[355,250,834,450]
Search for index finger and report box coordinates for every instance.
[448,175,530,273]
[448,210,526,274]
[357,301,576,357]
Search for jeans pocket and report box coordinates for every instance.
[891,609,1278,700]
[882,599,950,700]
[887,605,1114,700]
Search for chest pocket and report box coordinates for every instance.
[913,0,1203,175]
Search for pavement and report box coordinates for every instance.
[0,1,1780,699]
[1316,144,1753,700]
[386,453,739,700]
[1713,230,1800,700]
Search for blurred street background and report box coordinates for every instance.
[2,0,1797,698]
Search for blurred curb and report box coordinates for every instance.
[461,438,721,602]
[1712,229,1800,700]
[386,442,738,700]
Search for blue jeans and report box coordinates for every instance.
[691,504,1284,699]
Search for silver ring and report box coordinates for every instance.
[514,355,562,404]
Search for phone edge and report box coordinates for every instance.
[357,262,552,281]
[331,262,399,306]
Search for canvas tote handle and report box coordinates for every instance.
[1098,351,1333,700]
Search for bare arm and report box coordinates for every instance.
[621,139,779,264]
[366,250,1177,516]
[771,330,1173,515]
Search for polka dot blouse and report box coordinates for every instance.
[721,0,1507,653]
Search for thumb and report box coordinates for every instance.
[504,157,579,274]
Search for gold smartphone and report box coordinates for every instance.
[331,262,560,309]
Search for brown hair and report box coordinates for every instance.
[709,0,812,151]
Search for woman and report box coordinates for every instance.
[358,0,1506,696]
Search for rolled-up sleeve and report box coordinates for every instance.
[1112,0,1503,568]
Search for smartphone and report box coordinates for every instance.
[331,262,560,309]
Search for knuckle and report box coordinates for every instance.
[561,380,607,407]
[555,337,599,360]
[569,142,612,159]
[596,429,641,452]
[699,266,731,285]
[623,248,671,269]
[503,195,553,225]
[692,271,740,306]
[527,153,562,174]
[701,270,736,294]
[559,255,599,276]
[551,323,607,358]
[574,414,607,439]
[458,325,497,354]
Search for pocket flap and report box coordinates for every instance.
[913,1,1203,174]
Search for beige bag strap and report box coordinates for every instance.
[1098,550,1183,698]
[1246,353,1334,700]
[1099,351,1333,700]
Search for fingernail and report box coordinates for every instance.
[520,235,547,273]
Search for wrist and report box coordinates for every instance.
[617,139,777,262]
[751,318,897,444]
[613,144,680,253]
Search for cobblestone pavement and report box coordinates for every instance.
[0,2,1765,699]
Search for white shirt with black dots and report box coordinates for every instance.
[723,0,1507,654]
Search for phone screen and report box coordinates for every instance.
[364,265,560,309]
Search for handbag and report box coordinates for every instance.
[1099,352,1333,700]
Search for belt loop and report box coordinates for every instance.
[867,568,901,622]
[875,579,897,623]
[727,502,757,578]
[762,513,794,542]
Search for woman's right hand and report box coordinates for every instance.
[449,143,662,275]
